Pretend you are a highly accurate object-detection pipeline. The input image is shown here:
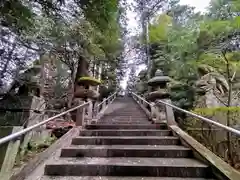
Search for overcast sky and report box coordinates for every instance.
[121,0,211,89]
[180,0,210,12]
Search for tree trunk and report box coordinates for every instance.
[40,52,46,97]
[224,52,233,165]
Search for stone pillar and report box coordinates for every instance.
[19,96,46,155]
[75,101,85,126]
[93,102,99,118]
[107,98,112,105]
[163,99,177,126]
[150,102,161,123]
[87,101,93,120]
[0,95,46,156]
[0,126,23,180]
[102,98,107,111]
[155,101,167,124]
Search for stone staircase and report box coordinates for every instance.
[41,97,215,180]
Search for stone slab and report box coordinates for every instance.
[80,129,171,136]
[61,145,192,157]
[44,157,209,177]
[71,136,180,145]
[41,176,215,180]
[96,121,152,125]
[85,124,167,129]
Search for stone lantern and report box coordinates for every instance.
[74,76,101,100]
[0,65,46,177]
[73,76,101,125]
[147,69,171,123]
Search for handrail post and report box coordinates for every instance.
[87,101,93,120]
[93,102,99,118]
[150,103,156,121]
[155,100,167,124]
[76,101,85,126]
[0,126,23,180]
[87,100,93,124]
[107,96,111,106]
[152,102,164,124]
[102,98,107,110]
[163,99,177,126]
[94,91,117,121]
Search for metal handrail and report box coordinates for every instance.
[156,99,240,137]
[131,92,152,106]
[0,102,90,146]
[0,91,118,146]
[97,91,117,107]
[130,92,240,137]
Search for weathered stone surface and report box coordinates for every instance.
[0,96,45,126]
[194,65,230,108]
[0,95,46,156]
[28,97,216,180]
[79,129,171,136]
[170,125,240,180]
[10,127,80,180]
[147,91,170,102]
[61,145,192,158]
[85,124,167,129]
[41,177,215,180]
[74,87,99,100]
[44,157,209,177]
[71,136,180,145]
[0,126,23,180]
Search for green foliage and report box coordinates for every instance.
[138,0,240,168]
[0,1,33,31]
[76,0,119,31]
[184,106,240,166]
[145,0,240,98]
[149,14,172,43]
[194,106,240,116]
[0,0,125,104]
[170,83,196,109]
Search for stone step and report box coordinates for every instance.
[85,124,167,130]
[101,118,148,120]
[72,136,180,145]
[103,112,147,118]
[107,111,145,112]
[41,176,215,180]
[104,112,147,114]
[101,120,149,122]
[80,129,172,136]
[44,157,210,177]
[101,117,149,120]
[95,122,152,125]
[103,116,148,118]
[98,120,150,123]
[101,118,149,121]
[61,145,192,158]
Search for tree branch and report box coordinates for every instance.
[213,91,228,106]
[231,71,236,82]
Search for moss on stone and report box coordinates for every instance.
[78,76,102,86]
